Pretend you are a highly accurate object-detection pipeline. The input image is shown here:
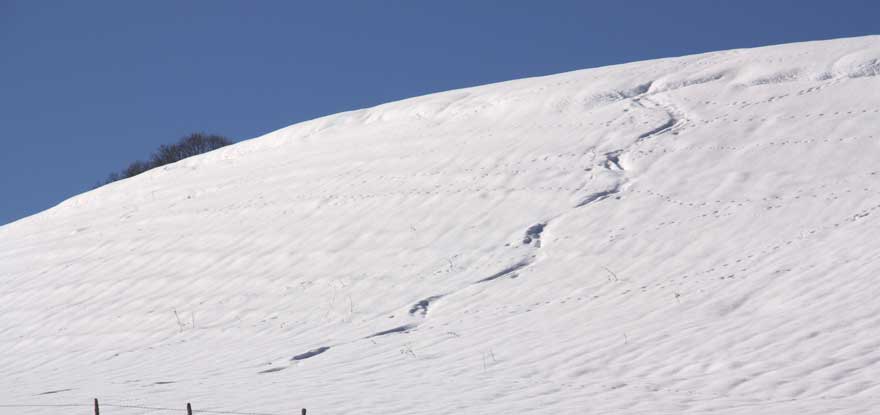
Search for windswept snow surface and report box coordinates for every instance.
[2,36,880,414]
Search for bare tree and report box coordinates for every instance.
[150,133,231,166]
[99,132,233,186]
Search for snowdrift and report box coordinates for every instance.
[2,35,880,414]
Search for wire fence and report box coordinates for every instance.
[0,400,306,415]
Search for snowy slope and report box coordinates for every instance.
[2,35,880,414]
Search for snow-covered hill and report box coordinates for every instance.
[2,36,880,414]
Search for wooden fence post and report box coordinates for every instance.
[302,409,306,415]
[94,398,99,415]
[187,402,193,415]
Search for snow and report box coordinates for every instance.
[2,35,880,414]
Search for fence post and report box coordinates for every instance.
[187,402,193,415]
[302,409,306,415]
[94,398,99,415]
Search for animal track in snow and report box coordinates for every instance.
[258,367,286,374]
[35,388,74,395]
[522,223,545,246]
[291,346,332,361]
[409,295,444,317]
[575,185,622,208]
[367,324,417,338]
[477,259,533,283]
[602,150,624,171]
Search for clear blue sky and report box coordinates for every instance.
[1,0,878,225]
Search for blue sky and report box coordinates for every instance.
[1,0,878,225]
